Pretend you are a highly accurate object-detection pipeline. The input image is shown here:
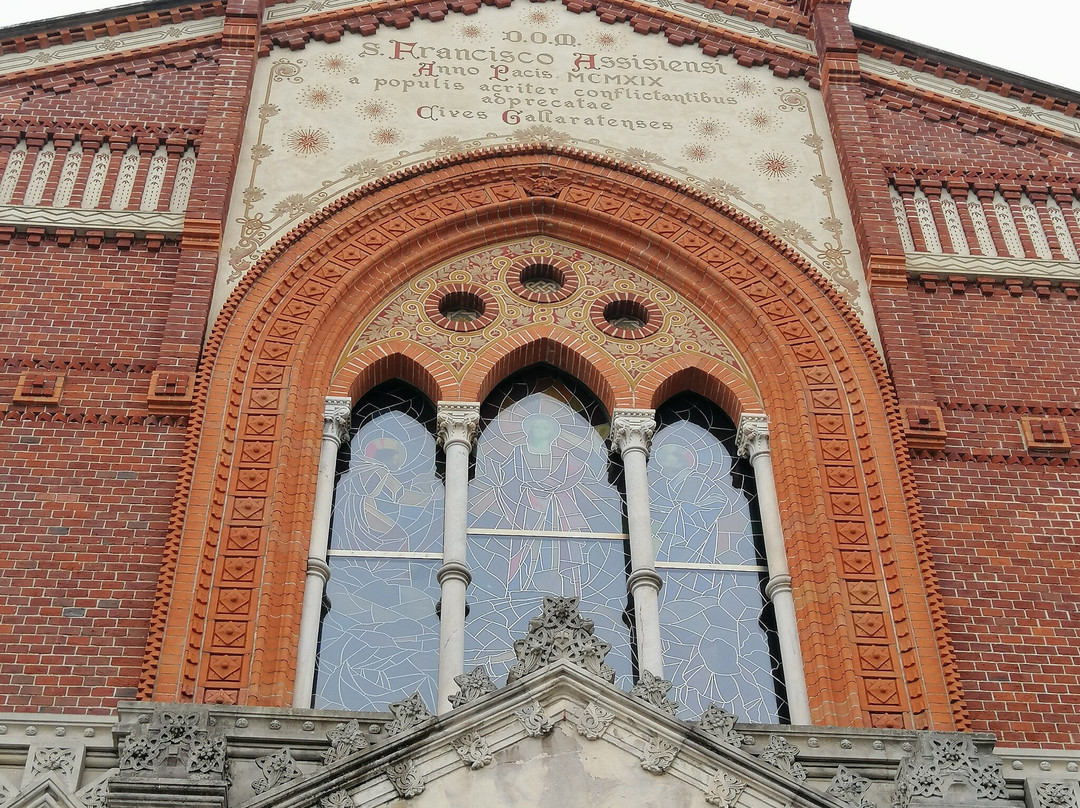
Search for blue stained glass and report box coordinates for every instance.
[331,391,443,553]
[470,373,624,534]
[649,400,760,566]
[659,568,783,723]
[464,534,633,688]
[315,557,440,712]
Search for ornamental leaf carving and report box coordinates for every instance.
[507,597,616,684]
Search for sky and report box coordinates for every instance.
[0,0,1078,94]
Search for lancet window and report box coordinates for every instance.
[308,369,795,723]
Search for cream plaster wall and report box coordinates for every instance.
[215,1,874,331]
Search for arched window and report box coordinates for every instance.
[464,371,633,687]
[309,372,794,719]
[314,384,444,711]
[650,394,785,722]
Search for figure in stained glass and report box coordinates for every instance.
[650,394,785,721]
[465,371,632,685]
[315,385,444,711]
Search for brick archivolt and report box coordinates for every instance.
[144,148,964,732]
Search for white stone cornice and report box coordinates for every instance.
[610,409,657,457]
[735,413,770,460]
[436,402,481,452]
[323,396,352,446]
[0,205,184,236]
[905,252,1080,282]
[0,17,224,77]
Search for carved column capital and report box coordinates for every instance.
[735,413,770,460]
[323,396,352,446]
[436,402,481,451]
[610,409,657,457]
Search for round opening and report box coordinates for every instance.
[519,262,565,294]
[439,291,485,323]
[603,299,649,331]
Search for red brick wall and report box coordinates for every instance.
[912,458,1080,747]
[0,242,179,361]
[0,51,218,121]
[0,234,189,712]
[0,417,184,712]
[902,280,1080,746]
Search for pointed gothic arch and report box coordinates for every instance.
[142,146,964,732]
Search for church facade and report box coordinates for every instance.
[0,0,1078,806]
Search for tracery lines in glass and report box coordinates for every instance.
[465,535,633,688]
[660,569,783,723]
[317,386,444,711]
[330,389,443,553]
[315,559,440,711]
[466,372,631,686]
[469,374,623,535]
[650,395,783,722]
[649,401,760,567]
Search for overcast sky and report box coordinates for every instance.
[2,0,1078,93]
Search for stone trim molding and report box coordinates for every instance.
[0,205,183,238]
[906,253,1080,283]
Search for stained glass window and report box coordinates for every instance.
[650,394,786,722]
[315,376,789,722]
[464,372,633,686]
[314,385,443,711]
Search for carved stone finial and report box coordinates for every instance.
[320,789,353,808]
[696,704,749,748]
[828,764,875,808]
[116,707,228,784]
[1031,781,1080,808]
[610,409,657,457]
[324,396,352,445]
[760,735,807,782]
[572,701,615,741]
[735,413,769,460]
[892,734,1006,808]
[628,670,679,716]
[640,735,680,774]
[436,401,481,451]
[448,666,497,709]
[322,719,369,765]
[506,596,616,684]
[515,701,554,737]
[385,693,434,737]
[452,733,494,770]
[252,748,302,794]
[387,759,425,799]
[705,770,747,808]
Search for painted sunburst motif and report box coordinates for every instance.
[589,31,620,49]
[371,128,403,146]
[755,151,798,179]
[740,109,776,131]
[358,99,395,121]
[301,85,341,109]
[527,9,550,24]
[682,144,712,163]
[691,119,727,140]
[729,76,764,97]
[318,54,353,73]
[286,127,332,156]
[459,23,485,38]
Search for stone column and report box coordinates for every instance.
[611,409,664,679]
[736,413,812,725]
[292,396,352,708]
[435,402,481,714]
